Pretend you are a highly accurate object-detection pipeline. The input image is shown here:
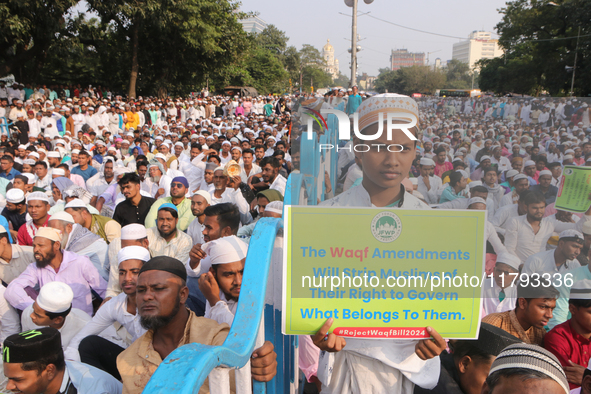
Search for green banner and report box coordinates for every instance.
[282,206,487,339]
[556,166,591,213]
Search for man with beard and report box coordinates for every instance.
[17,191,51,246]
[187,190,211,245]
[146,161,172,199]
[48,211,109,281]
[113,173,156,227]
[506,192,591,262]
[116,256,277,394]
[146,204,192,264]
[211,166,252,225]
[248,156,286,196]
[144,176,195,231]
[523,229,584,277]
[5,226,107,316]
[65,246,151,380]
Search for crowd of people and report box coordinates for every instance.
[0,82,589,394]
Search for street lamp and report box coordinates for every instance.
[344,0,374,88]
[547,1,580,96]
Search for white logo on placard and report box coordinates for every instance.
[371,211,402,243]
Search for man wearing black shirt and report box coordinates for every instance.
[2,188,27,234]
[113,172,156,226]
[13,113,29,145]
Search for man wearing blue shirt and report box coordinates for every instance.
[0,155,20,180]
[346,86,363,115]
[71,151,97,183]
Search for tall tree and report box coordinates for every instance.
[256,25,288,56]
[0,0,78,81]
[86,0,250,97]
[479,0,590,95]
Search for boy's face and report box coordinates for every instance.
[354,122,416,191]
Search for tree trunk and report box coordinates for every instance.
[127,17,140,98]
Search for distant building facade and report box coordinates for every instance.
[239,16,267,34]
[452,31,504,69]
[322,40,340,80]
[390,49,425,71]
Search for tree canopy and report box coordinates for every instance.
[478,0,590,96]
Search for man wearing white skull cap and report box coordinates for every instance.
[64,245,150,378]
[197,235,264,348]
[18,281,98,351]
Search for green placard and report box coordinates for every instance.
[555,166,591,213]
[282,206,487,339]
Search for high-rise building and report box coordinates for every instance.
[239,15,267,34]
[452,31,504,69]
[390,49,425,71]
[322,40,340,80]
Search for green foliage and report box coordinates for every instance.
[478,0,590,96]
[256,25,288,56]
[333,73,350,88]
[374,67,446,95]
[0,0,78,81]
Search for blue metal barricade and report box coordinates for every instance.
[143,218,283,394]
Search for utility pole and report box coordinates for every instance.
[350,0,358,88]
[570,26,580,97]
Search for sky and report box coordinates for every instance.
[238,0,509,77]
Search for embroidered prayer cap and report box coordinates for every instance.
[48,211,75,224]
[117,246,151,265]
[3,327,62,364]
[121,224,147,240]
[559,229,584,244]
[496,252,521,270]
[488,343,569,394]
[26,191,49,204]
[6,188,25,204]
[34,227,62,243]
[539,169,552,177]
[468,181,482,189]
[265,201,283,214]
[355,93,419,133]
[480,155,491,162]
[569,279,591,300]
[52,168,65,176]
[202,235,248,265]
[138,256,187,282]
[513,174,528,182]
[193,190,212,204]
[47,151,60,158]
[37,282,73,313]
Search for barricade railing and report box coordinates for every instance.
[143,107,341,394]
[142,218,283,394]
